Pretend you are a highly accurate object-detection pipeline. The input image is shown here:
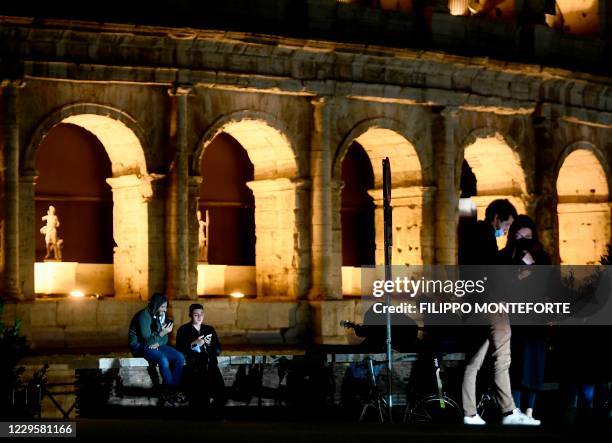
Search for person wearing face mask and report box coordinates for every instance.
[460,200,538,425]
[498,215,550,425]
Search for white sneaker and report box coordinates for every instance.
[464,414,486,425]
[502,409,541,426]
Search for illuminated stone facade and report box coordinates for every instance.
[0,3,610,348]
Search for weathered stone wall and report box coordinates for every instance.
[0,19,610,346]
[0,299,311,349]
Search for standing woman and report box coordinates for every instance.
[498,215,550,423]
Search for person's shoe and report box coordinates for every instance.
[464,414,486,425]
[502,408,541,426]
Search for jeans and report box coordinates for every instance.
[140,345,186,387]
[512,389,537,410]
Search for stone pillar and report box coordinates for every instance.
[432,107,459,264]
[1,80,23,299]
[421,186,437,264]
[247,178,302,298]
[369,186,430,266]
[107,174,165,298]
[533,116,559,263]
[309,97,338,299]
[188,176,202,299]
[294,178,312,299]
[166,85,192,299]
[19,170,37,299]
[330,178,344,295]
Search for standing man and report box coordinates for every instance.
[176,303,226,408]
[128,293,185,388]
[459,199,538,425]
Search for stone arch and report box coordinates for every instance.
[460,128,528,219]
[334,119,431,269]
[333,117,427,186]
[195,111,307,298]
[193,110,299,180]
[22,104,161,299]
[555,142,610,264]
[24,103,149,177]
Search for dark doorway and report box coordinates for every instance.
[199,132,255,265]
[35,123,114,263]
[341,141,375,266]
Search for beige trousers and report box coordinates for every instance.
[461,314,516,417]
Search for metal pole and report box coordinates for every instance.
[382,157,393,422]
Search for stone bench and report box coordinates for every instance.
[74,351,467,413]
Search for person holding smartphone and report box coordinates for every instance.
[176,303,225,409]
[128,293,186,392]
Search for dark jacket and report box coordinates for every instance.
[176,323,221,366]
[458,219,499,265]
[128,293,169,354]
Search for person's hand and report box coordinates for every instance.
[521,251,535,265]
[193,335,206,347]
[203,334,212,346]
[160,322,173,337]
[149,343,160,350]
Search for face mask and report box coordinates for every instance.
[495,228,505,238]
[515,238,533,252]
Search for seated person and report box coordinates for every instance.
[341,305,418,353]
[176,303,226,408]
[128,293,186,389]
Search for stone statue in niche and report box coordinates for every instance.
[197,209,209,263]
[40,205,63,261]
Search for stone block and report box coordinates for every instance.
[236,302,270,330]
[267,302,297,329]
[29,300,58,328]
[57,299,97,327]
[29,327,65,348]
[96,299,143,327]
[0,302,17,326]
[201,300,239,327]
[245,330,283,345]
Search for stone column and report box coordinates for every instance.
[369,186,430,266]
[1,80,24,299]
[432,107,459,264]
[294,178,312,299]
[166,85,192,299]
[19,170,37,299]
[309,97,339,299]
[188,176,202,299]
[107,173,165,298]
[533,116,559,262]
[330,178,344,296]
[247,178,302,298]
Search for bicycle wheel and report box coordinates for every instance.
[405,394,463,424]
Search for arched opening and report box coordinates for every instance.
[335,126,424,296]
[199,132,255,265]
[34,123,113,263]
[546,0,600,36]
[197,117,304,298]
[341,141,375,267]
[556,148,610,264]
[25,110,151,298]
[462,135,527,248]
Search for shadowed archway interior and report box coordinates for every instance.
[199,132,255,265]
[34,123,113,263]
[341,141,375,266]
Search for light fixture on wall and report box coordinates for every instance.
[69,290,85,298]
[230,291,245,299]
